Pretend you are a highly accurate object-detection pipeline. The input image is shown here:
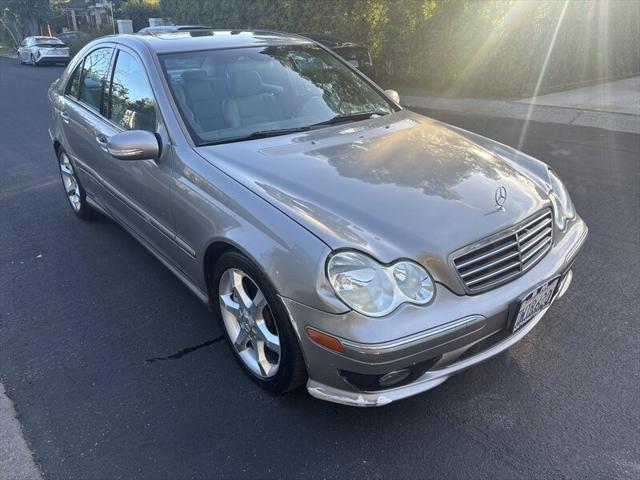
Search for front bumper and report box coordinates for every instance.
[282,216,588,407]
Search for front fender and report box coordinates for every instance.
[172,146,348,314]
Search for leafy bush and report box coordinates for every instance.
[117,0,162,32]
[159,0,640,98]
[65,27,113,57]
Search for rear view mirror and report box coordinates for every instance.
[107,130,159,161]
[384,89,400,104]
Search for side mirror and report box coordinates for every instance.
[384,89,400,104]
[107,130,159,161]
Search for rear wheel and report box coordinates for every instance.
[212,251,306,393]
[57,149,94,220]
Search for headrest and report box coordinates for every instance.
[181,69,207,81]
[229,71,264,97]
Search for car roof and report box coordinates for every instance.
[138,25,211,33]
[112,29,314,54]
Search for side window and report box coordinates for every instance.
[109,50,157,132]
[65,63,82,98]
[78,48,112,112]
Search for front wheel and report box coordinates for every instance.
[30,54,37,66]
[212,251,307,393]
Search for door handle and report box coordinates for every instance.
[95,134,109,152]
[60,111,70,124]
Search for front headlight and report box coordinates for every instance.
[548,169,576,230]
[327,251,435,317]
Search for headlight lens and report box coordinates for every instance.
[327,251,435,317]
[548,169,575,230]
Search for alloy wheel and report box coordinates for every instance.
[58,152,81,212]
[218,268,281,378]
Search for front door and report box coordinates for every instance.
[90,47,178,264]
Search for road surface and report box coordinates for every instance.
[1,57,638,479]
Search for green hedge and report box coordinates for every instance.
[159,0,640,98]
[118,0,162,32]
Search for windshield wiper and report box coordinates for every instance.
[199,112,391,146]
[201,126,312,146]
[311,111,390,127]
[246,126,312,138]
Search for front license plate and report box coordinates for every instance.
[512,277,560,332]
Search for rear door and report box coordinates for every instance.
[58,46,114,193]
[90,46,178,264]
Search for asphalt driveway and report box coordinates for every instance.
[0,57,638,479]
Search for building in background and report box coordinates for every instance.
[55,0,114,33]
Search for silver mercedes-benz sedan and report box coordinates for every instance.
[47,30,587,407]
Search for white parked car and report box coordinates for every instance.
[18,36,70,66]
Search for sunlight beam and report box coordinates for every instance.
[517,0,571,151]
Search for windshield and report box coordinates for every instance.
[159,44,395,145]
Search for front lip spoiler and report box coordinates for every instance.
[306,272,572,407]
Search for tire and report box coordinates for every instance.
[211,251,307,393]
[56,148,95,220]
[30,54,37,66]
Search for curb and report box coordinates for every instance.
[0,383,42,479]
[402,95,640,135]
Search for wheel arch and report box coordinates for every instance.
[203,240,241,306]
[199,230,345,315]
[201,237,288,307]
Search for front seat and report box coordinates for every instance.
[224,71,285,128]
[180,70,226,131]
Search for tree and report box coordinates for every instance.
[158,0,640,98]
[0,0,49,42]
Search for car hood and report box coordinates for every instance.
[196,110,549,289]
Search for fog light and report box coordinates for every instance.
[378,369,411,387]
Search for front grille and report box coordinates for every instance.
[453,209,554,293]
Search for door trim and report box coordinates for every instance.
[73,155,196,258]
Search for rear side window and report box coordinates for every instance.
[78,48,112,112]
[109,50,156,132]
[65,63,82,98]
